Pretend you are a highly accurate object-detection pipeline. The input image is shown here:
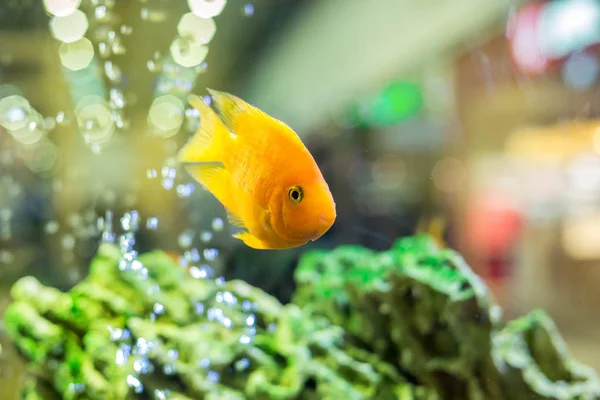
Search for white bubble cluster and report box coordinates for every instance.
[187,0,226,18]
[148,95,185,137]
[75,96,115,146]
[50,9,89,43]
[43,0,82,17]
[0,91,50,147]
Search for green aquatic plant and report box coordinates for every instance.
[4,235,600,399]
[293,235,600,400]
[5,243,433,399]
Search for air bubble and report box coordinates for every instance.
[154,389,170,400]
[67,214,82,228]
[176,183,195,198]
[115,347,127,365]
[207,370,220,384]
[95,6,107,20]
[244,3,254,16]
[187,0,227,18]
[222,291,237,306]
[239,335,251,345]
[59,38,95,71]
[167,349,179,360]
[62,234,76,250]
[189,266,210,279]
[184,248,200,262]
[135,337,152,356]
[147,169,158,179]
[45,221,60,234]
[203,248,218,260]
[0,251,14,264]
[43,0,83,17]
[0,95,31,131]
[147,60,157,72]
[104,62,123,83]
[120,25,133,35]
[133,358,152,374]
[56,111,65,124]
[153,303,165,314]
[67,383,85,395]
[146,217,159,230]
[163,363,176,375]
[98,42,110,58]
[235,358,250,371]
[178,230,194,249]
[50,10,89,43]
[211,217,224,231]
[200,231,213,242]
[126,375,143,394]
[177,13,216,45]
[108,327,128,341]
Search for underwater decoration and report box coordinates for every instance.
[4,235,599,399]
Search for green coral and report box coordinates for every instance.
[4,235,600,399]
[6,242,426,399]
[294,235,600,399]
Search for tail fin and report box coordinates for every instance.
[177,94,228,164]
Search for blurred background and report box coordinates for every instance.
[2,0,600,396]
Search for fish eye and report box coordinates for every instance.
[288,186,303,204]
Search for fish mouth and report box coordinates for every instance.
[309,213,335,241]
[310,231,322,241]
[318,213,335,228]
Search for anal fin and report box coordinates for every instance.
[233,232,275,250]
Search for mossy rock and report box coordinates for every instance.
[4,236,600,399]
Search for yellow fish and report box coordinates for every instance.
[178,89,336,250]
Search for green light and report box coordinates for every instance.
[336,81,423,129]
[365,81,423,126]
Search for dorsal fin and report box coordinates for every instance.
[177,94,227,164]
[207,88,307,150]
[207,89,259,133]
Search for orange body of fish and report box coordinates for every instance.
[177,89,336,250]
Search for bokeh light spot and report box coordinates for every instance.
[23,138,60,173]
[10,110,47,146]
[50,10,89,43]
[244,3,254,16]
[371,154,406,189]
[177,13,216,45]
[0,95,32,131]
[59,38,94,71]
[75,96,115,145]
[187,0,226,18]
[432,157,466,193]
[562,51,599,90]
[43,0,82,17]
[170,37,208,68]
[148,95,185,137]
